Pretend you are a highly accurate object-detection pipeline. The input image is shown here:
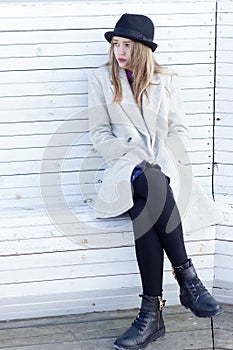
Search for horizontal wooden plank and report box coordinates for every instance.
[214,184,233,197]
[217,12,233,26]
[0,140,212,168]
[0,68,91,85]
[0,97,86,113]
[0,203,216,234]
[0,82,213,101]
[0,254,216,285]
[0,133,78,150]
[217,37,233,51]
[0,41,110,59]
[215,198,233,214]
[216,241,233,258]
[0,81,88,98]
[215,125,233,138]
[216,62,233,75]
[0,246,136,271]
[0,107,87,125]
[0,140,212,164]
[0,163,213,183]
[215,254,233,270]
[216,225,233,241]
[215,267,233,283]
[0,55,107,72]
[216,89,233,103]
[215,150,232,164]
[0,2,216,18]
[214,180,233,194]
[215,112,233,128]
[0,118,88,136]
[213,285,233,305]
[0,221,216,254]
[214,163,233,176]
[218,24,233,38]
[216,75,233,88]
[0,63,214,87]
[0,13,215,32]
[0,246,213,274]
[0,286,218,321]
[0,144,92,162]
[218,1,233,13]
[215,137,233,150]
[0,51,215,73]
[216,99,233,114]
[0,133,90,151]
[0,260,141,285]
[0,38,215,59]
[0,291,136,321]
[0,152,213,178]
[0,268,215,298]
[0,183,213,217]
[0,173,211,199]
[0,26,215,46]
[0,102,213,123]
[216,50,233,63]
[0,157,102,176]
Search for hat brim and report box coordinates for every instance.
[104,31,158,52]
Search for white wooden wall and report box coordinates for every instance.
[0,1,229,321]
[213,2,233,304]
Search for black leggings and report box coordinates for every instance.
[129,166,188,297]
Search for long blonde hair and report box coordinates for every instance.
[107,40,169,107]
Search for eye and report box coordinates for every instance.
[113,42,119,47]
[125,43,131,48]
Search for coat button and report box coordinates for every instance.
[127,137,132,142]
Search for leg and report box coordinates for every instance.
[132,167,188,266]
[129,197,164,297]
[114,183,165,350]
[133,167,223,318]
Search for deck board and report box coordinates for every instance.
[0,303,231,350]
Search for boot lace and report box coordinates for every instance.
[132,310,149,332]
[184,277,208,299]
[132,296,165,332]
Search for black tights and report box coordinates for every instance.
[129,166,188,297]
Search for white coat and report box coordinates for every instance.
[88,65,223,233]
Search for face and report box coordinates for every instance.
[112,36,132,68]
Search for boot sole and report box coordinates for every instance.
[113,327,165,350]
[180,296,224,318]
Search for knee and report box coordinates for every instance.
[144,167,170,197]
[145,167,168,184]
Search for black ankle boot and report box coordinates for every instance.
[173,259,223,318]
[113,295,165,350]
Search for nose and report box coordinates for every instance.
[118,45,125,55]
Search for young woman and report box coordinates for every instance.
[88,13,223,350]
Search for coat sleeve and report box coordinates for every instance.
[165,74,190,149]
[163,74,191,173]
[88,70,134,162]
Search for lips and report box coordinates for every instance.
[118,58,126,63]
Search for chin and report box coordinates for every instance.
[118,60,128,68]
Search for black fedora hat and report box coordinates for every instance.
[105,13,158,52]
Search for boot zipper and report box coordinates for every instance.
[157,296,164,329]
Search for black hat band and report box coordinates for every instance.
[113,26,153,42]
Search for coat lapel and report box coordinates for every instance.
[141,74,163,141]
[110,69,145,132]
[110,70,164,141]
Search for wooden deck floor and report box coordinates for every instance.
[0,303,232,350]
